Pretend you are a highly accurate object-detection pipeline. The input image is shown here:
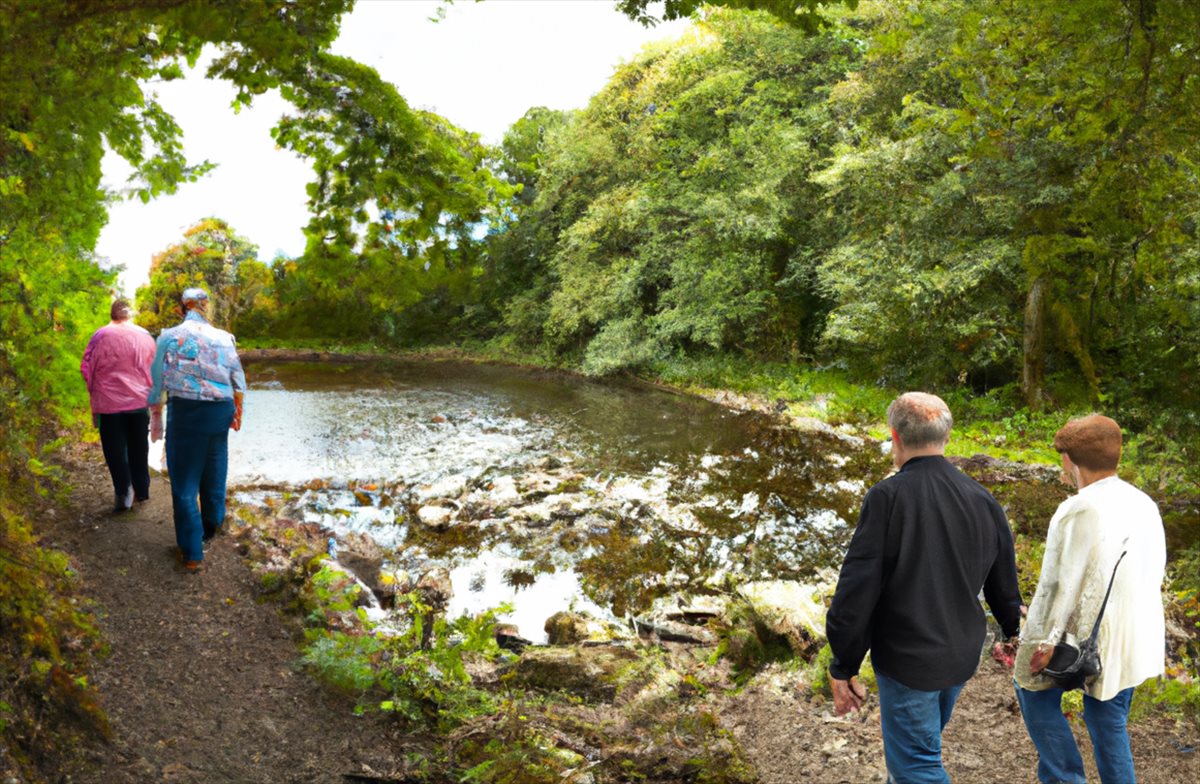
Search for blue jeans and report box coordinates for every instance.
[1015,684,1136,784]
[165,398,234,562]
[876,671,965,784]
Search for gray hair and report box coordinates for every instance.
[886,392,953,448]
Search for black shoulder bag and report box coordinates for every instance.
[1040,550,1127,691]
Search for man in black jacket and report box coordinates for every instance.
[825,391,1023,784]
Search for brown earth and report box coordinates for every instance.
[40,443,1200,783]
[719,661,1199,784]
[41,450,413,783]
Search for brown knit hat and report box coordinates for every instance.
[1053,414,1122,472]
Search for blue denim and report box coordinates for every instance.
[165,397,234,562]
[1015,683,1136,784]
[875,671,965,784]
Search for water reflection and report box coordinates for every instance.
[230,360,891,641]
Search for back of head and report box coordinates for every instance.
[110,299,132,321]
[180,287,210,312]
[887,391,953,449]
[1053,414,1122,472]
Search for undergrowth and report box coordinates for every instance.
[0,486,108,779]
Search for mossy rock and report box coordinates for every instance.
[511,645,642,702]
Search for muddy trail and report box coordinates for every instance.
[42,445,1200,783]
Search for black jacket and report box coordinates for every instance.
[826,455,1023,690]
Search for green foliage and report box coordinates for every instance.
[266,53,514,344]
[485,9,863,373]
[1134,677,1200,730]
[616,0,858,32]
[1,1,515,776]
[451,697,573,784]
[300,629,385,695]
[0,505,108,774]
[807,643,875,698]
[711,600,795,682]
[299,588,508,731]
[134,217,273,335]
[814,0,1200,412]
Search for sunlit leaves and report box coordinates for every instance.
[134,218,272,336]
[814,0,1200,411]
[489,9,860,372]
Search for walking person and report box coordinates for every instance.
[825,391,1024,784]
[147,287,246,572]
[81,299,157,512]
[1012,414,1165,784]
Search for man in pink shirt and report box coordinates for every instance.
[81,299,157,512]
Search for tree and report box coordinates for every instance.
[814,0,1200,412]
[481,9,861,372]
[263,52,512,342]
[616,0,858,31]
[134,218,271,335]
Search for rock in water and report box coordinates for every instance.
[737,579,828,657]
[416,504,454,530]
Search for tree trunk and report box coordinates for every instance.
[1022,276,1047,411]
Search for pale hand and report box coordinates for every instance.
[830,675,867,716]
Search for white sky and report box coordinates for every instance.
[96,0,689,297]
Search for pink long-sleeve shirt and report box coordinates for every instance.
[80,320,157,414]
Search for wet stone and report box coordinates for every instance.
[416,504,455,530]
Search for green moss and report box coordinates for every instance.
[712,600,795,683]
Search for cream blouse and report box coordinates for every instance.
[1015,475,1166,701]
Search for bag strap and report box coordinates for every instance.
[1086,549,1128,645]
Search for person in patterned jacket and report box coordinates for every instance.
[148,287,246,572]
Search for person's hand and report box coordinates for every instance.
[1029,643,1054,675]
[992,637,1019,670]
[150,405,163,443]
[830,675,867,716]
[231,392,243,432]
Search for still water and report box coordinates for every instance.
[226,360,890,641]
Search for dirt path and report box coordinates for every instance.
[719,641,1200,784]
[44,450,407,783]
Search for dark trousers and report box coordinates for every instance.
[165,397,234,562]
[98,409,151,503]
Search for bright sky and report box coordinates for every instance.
[96,0,689,297]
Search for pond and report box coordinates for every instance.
[226,359,892,642]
